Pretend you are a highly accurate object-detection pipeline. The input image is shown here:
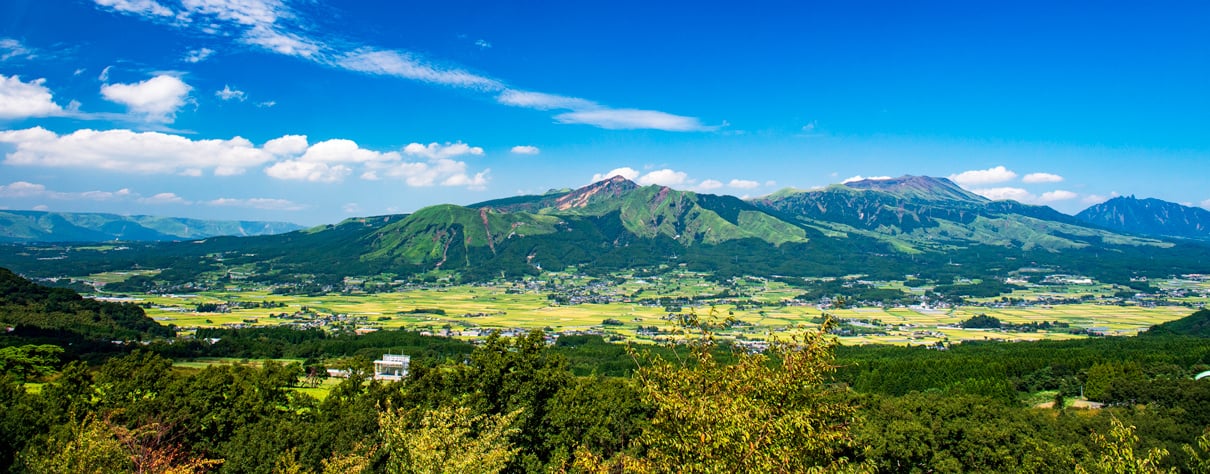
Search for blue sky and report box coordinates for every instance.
[0,0,1207,225]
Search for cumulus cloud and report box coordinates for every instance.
[1202,199,1210,211]
[365,157,489,189]
[696,179,723,191]
[89,0,710,132]
[263,134,308,156]
[972,187,1080,204]
[264,160,350,183]
[1039,190,1078,202]
[140,192,190,204]
[207,197,305,211]
[100,74,192,122]
[970,187,1032,202]
[590,167,640,182]
[215,85,246,101]
[842,175,892,184]
[510,145,540,155]
[403,142,484,160]
[0,181,48,198]
[0,180,137,201]
[1022,172,1064,184]
[949,166,1017,186]
[637,169,689,187]
[0,127,274,176]
[0,75,65,119]
[184,47,214,63]
[1082,192,1119,205]
[729,179,761,189]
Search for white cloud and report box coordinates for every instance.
[475,39,491,49]
[256,100,276,108]
[591,167,640,182]
[970,187,1032,202]
[842,175,892,184]
[93,0,173,17]
[263,134,308,155]
[0,38,34,61]
[1202,199,1210,211]
[801,121,817,132]
[0,180,137,201]
[403,142,484,160]
[1022,172,1064,184]
[696,179,723,191]
[0,127,275,175]
[0,181,47,198]
[90,0,709,132]
[337,48,502,90]
[207,197,305,211]
[140,192,190,204]
[949,166,1017,186]
[32,205,48,211]
[729,179,761,189]
[496,90,595,110]
[100,74,192,122]
[264,160,350,183]
[366,157,488,189]
[510,145,540,155]
[215,85,246,101]
[554,109,711,132]
[342,202,360,213]
[98,66,112,82]
[300,139,396,163]
[1081,192,1119,205]
[184,47,214,63]
[0,75,65,119]
[637,169,689,187]
[1038,190,1078,202]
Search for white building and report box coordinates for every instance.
[373,354,410,381]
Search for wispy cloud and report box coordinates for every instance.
[0,38,35,61]
[183,47,214,63]
[215,84,247,101]
[89,0,711,132]
[207,197,305,211]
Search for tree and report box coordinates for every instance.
[1078,417,1172,474]
[580,313,863,473]
[378,404,520,474]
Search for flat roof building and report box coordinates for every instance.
[373,354,410,381]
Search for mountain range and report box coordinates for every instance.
[1075,196,1210,242]
[1,175,1208,285]
[0,210,304,243]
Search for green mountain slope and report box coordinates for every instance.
[752,176,1165,252]
[0,210,304,243]
[0,267,173,341]
[2,175,1209,287]
[1076,196,1210,241]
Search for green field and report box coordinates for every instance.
[131,277,1196,346]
